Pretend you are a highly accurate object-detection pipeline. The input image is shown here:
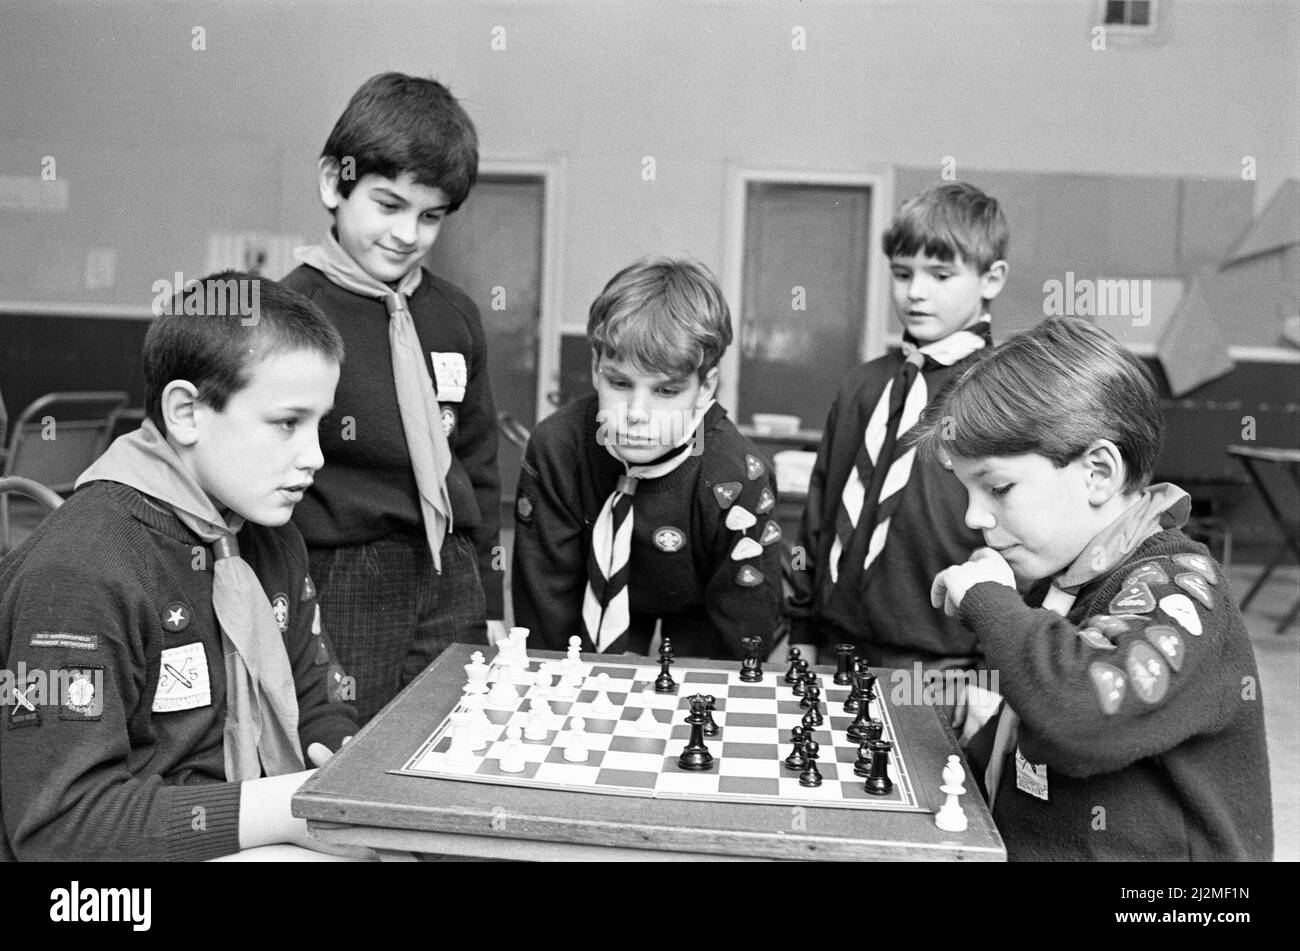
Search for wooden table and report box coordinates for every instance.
[293,645,1005,861]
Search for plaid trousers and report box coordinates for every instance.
[308,531,487,724]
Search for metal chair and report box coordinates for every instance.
[1,391,128,551]
[1227,445,1300,633]
[496,411,532,451]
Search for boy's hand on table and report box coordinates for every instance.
[486,619,508,646]
[931,547,1016,617]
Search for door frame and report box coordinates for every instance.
[720,165,894,421]
[478,156,568,424]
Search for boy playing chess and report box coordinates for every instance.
[512,256,782,658]
[921,317,1273,860]
[0,274,362,860]
[785,182,1007,692]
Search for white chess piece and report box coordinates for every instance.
[566,634,582,665]
[511,627,535,685]
[491,634,514,669]
[551,661,579,701]
[934,754,969,833]
[443,711,475,768]
[498,725,526,773]
[563,716,590,763]
[635,687,659,733]
[464,650,490,694]
[588,672,616,717]
[525,691,552,741]
[463,693,491,751]
[487,664,518,708]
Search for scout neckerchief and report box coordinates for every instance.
[985,483,1192,808]
[76,420,305,781]
[295,233,455,572]
[583,400,715,653]
[827,319,991,593]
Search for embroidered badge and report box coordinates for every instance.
[1086,615,1132,637]
[301,576,316,601]
[271,593,290,633]
[153,642,213,713]
[60,669,103,720]
[744,454,765,481]
[429,351,468,403]
[735,565,764,587]
[516,494,535,524]
[1123,561,1169,586]
[311,603,323,636]
[1159,593,1203,637]
[1014,747,1049,801]
[1088,662,1126,715]
[759,520,782,546]
[28,631,98,651]
[162,602,191,633]
[653,526,686,553]
[756,486,775,514]
[724,506,756,531]
[1172,553,1217,584]
[731,537,763,561]
[1109,582,1155,615]
[440,405,457,440]
[326,663,348,704]
[314,637,331,666]
[1144,625,1185,672]
[713,482,742,509]
[1077,628,1117,651]
[1174,572,1214,609]
[1125,641,1170,706]
[9,673,42,730]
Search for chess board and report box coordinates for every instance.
[395,657,933,813]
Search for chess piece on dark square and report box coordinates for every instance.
[783,726,808,771]
[677,694,714,770]
[798,738,823,787]
[864,739,894,796]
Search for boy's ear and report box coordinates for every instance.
[1081,438,1126,505]
[590,352,603,391]
[317,157,343,212]
[161,380,202,448]
[696,366,720,408]
[979,260,1009,303]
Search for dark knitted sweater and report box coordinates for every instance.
[787,350,986,668]
[0,481,358,861]
[512,396,783,659]
[282,264,503,617]
[962,529,1273,861]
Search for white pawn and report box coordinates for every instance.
[498,725,526,773]
[589,672,616,717]
[525,689,552,742]
[935,754,969,833]
[463,693,490,751]
[464,650,490,694]
[443,711,475,768]
[566,634,583,666]
[563,716,590,763]
[487,665,518,708]
[635,687,659,733]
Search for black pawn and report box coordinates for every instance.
[655,637,676,693]
[677,694,713,771]
[783,726,808,771]
[799,672,818,708]
[784,647,803,685]
[804,691,824,728]
[739,635,764,683]
[798,738,823,787]
[791,659,810,696]
[701,694,719,737]
[800,706,819,736]
[864,740,894,796]
[853,739,873,778]
[833,644,856,686]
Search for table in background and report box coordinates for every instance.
[293,645,1005,861]
[1227,445,1300,633]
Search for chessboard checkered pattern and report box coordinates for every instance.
[396,659,928,812]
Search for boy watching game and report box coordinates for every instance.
[922,317,1273,861]
[0,273,360,861]
[284,73,504,723]
[786,181,1007,691]
[512,256,782,659]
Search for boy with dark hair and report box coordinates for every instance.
[0,273,361,861]
[284,72,503,723]
[787,181,1008,691]
[921,317,1272,861]
[512,256,782,659]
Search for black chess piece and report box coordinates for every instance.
[791,659,809,696]
[846,670,880,742]
[853,739,873,778]
[864,740,894,795]
[803,684,824,728]
[701,694,720,737]
[843,674,863,714]
[784,647,803,685]
[783,726,808,771]
[739,635,764,683]
[833,644,856,686]
[799,671,817,708]
[800,706,819,736]
[677,694,714,770]
[798,738,823,787]
[655,637,676,693]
